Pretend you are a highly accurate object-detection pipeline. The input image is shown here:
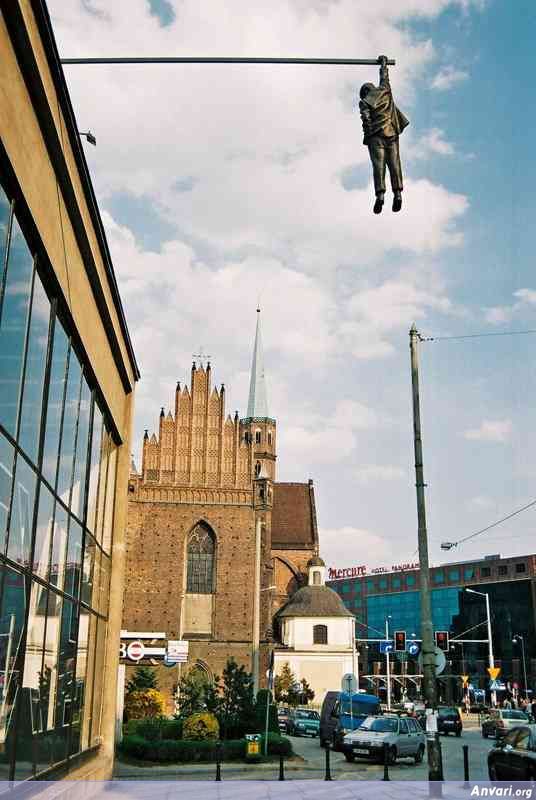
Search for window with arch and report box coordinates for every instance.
[268,431,272,446]
[255,430,261,444]
[187,523,215,593]
[254,461,261,478]
[313,624,328,644]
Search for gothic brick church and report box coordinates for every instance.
[123,311,318,708]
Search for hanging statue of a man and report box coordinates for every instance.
[359,56,409,214]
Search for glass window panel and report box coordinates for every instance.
[21,581,48,736]
[0,433,15,554]
[41,319,69,487]
[32,483,54,580]
[81,612,97,751]
[17,273,51,465]
[90,617,106,745]
[102,442,116,553]
[56,347,82,505]
[0,566,27,779]
[94,429,109,546]
[70,605,90,756]
[64,517,83,599]
[41,590,61,737]
[86,404,102,534]
[81,534,96,608]
[71,378,91,521]
[0,215,34,437]
[7,455,37,569]
[49,502,68,591]
[0,185,10,287]
[55,599,78,731]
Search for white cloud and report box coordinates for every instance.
[468,495,494,510]
[412,127,455,157]
[514,288,536,305]
[431,65,469,90]
[483,287,536,325]
[463,419,513,443]
[319,526,392,570]
[354,464,406,484]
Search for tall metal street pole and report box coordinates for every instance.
[385,618,392,710]
[409,325,443,785]
[466,588,496,707]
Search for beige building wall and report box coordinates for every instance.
[0,0,138,780]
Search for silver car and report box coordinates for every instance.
[342,715,426,764]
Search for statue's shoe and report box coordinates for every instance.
[393,192,402,212]
[373,196,384,214]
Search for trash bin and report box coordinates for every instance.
[245,733,262,761]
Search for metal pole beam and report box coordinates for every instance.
[60,56,395,66]
[409,325,443,785]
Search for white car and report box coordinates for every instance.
[342,715,426,764]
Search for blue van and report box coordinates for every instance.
[320,691,381,749]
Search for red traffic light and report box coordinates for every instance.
[394,631,406,651]
[435,631,449,651]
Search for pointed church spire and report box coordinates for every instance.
[246,308,269,419]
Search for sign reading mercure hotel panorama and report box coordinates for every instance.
[328,562,420,580]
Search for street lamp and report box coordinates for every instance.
[385,615,392,710]
[512,635,528,700]
[465,588,496,706]
[78,130,96,146]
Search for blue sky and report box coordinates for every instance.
[50,0,536,571]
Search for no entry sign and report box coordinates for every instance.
[126,640,145,662]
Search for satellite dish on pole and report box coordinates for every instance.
[341,672,357,693]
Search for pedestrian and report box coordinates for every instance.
[358,56,409,214]
[503,697,512,710]
[464,695,470,715]
[531,699,536,720]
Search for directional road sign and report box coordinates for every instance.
[408,642,420,656]
[380,641,394,654]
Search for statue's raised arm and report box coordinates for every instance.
[358,55,409,214]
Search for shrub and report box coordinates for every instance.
[124,688,165,720]
[183,712,219,741]
[118,732,292,764]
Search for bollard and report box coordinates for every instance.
[383,742,390,781]
[215,742,222,782]
[324,742,332,781]
[462,744,470,789]
[279,752,285,781]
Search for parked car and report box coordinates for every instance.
[277,707,291,733]
[342,714,426,764]
[437,706,463,736]
[488,725,536,780]
[482,709,529,739]
[320,691,381,750]
[286,708,320,737]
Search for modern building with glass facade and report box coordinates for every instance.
[0,0,139,779]
[328,553,536,702]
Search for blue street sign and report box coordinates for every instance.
[408,642,420,656]
[380,640,394,654]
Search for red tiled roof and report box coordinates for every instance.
[271,481,318,550]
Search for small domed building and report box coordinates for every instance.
[274,556,356,704]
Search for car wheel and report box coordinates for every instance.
[414,745,425,765]
[488,762,499,781]
[344,752,355,763]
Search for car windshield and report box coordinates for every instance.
[295,710,319,719]
[359,718,398,733]
[438,708,458,716]
[502,711,528,720]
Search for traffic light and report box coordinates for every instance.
[435,631,449,651]
[394,631,406,651]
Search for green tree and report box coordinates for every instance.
[177,667,219,717]
[254,688,279,734]
[216,658,255,739]
[298,677,315,705]
[126,666,159,695]
[274,662,300,706]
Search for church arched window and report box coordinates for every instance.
[313,624,328,645]
[254,461,261,478]
[268,431,272,446]
[187,523,215,594]
[255,430,262,444]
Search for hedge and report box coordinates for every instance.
[118,733,292,764]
